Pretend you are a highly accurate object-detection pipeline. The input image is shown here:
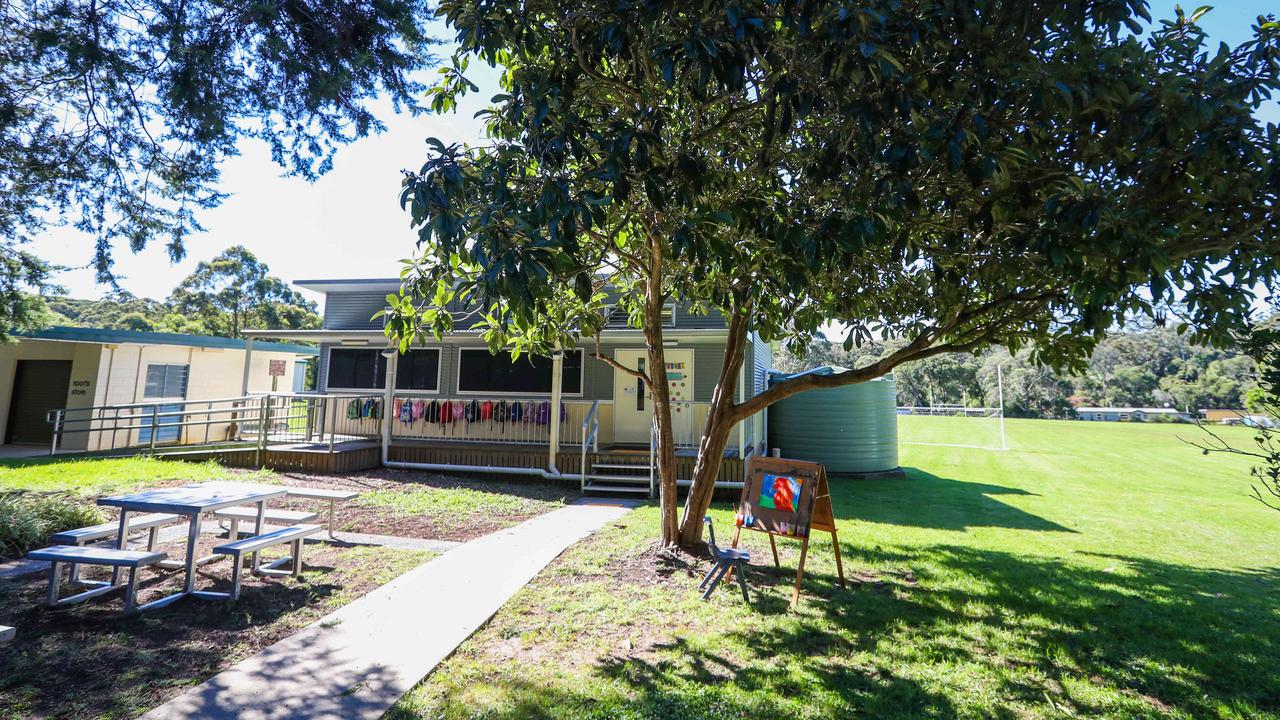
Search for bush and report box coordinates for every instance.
[0,492,105,559]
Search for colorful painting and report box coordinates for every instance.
[760,474,802,513]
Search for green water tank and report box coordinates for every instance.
[766,367,899,476]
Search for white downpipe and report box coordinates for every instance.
[548,348,563,473]
[380,351,398,465]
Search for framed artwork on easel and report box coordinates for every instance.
[733,455,847,606]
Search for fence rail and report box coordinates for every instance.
[46,393,382,455]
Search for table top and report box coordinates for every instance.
[98,482,286,514]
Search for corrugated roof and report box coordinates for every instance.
[18,326,318,355]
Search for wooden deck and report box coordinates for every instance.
[176,438,746,488]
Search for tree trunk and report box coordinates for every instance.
[676,299,751,547]
[643,234,680,546]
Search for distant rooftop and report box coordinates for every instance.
[1075,406,1185,414]
[294,278,401,294]
[19,326,318,356]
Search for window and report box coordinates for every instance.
[327,348,441,391]
[327,349,387,390]
[605,304,675,328]
[143,364,189,399]
[457,349,583,395]
[395,349,440,391]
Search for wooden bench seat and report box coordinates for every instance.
[285,487,358,538]
[214,524,322,599]
[26,546,167,614]
[213,507,319,540]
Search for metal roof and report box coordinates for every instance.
[293,278,401,294]
[18,326,318,355]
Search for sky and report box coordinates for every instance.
[28,2,1280,310]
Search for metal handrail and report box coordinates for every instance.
[45,392,382,455]
[580,400,599,493]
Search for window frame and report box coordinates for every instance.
[455,347,585,397]
[393,348,442,394]
[324,347,444,393]
[142,364,190,399]
[324,347,388,392]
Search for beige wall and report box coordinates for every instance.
[0,339,307,451]
[0,340,102,450]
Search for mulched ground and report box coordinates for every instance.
[0,538,433,720]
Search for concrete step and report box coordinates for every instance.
[587,473,654,483]
[582,484,651,495]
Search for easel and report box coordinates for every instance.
[731,456,846,608]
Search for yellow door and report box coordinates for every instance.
[613,349,694,444]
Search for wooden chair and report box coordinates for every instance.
[699,516,751,602]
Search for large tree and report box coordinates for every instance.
[169,246,320,338]
[0,0,437,336]
[389,0,1280,547]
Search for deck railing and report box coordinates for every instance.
[45,393,382,455]
[387,395,597,447]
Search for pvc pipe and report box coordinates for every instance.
[383,459,582,482]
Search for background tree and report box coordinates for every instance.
[0,0,437,337]
[1195,310,1280,512]
[168,246,319,338]
[391,0,1280,547]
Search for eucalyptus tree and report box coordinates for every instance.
[390,0,1280,547]
[0,0,437,336]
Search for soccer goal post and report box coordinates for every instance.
[895,405,1007,450]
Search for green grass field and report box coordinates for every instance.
[391,418,1280,720]
[0,456,272,496]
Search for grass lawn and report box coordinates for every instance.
[0,456,272,496]
[390,418,1280,720]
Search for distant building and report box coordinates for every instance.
[1200,409,1249,424]
[1075,407,1190,423]
[1,327,316,451]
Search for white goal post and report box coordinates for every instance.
[895,366,1008,450]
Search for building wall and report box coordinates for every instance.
[1,340,306,451]
[0,340,102,450]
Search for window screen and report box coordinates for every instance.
[143,364,189,399]
[395,349,440,391]
[457,349,583,394]
[326,349,387,390]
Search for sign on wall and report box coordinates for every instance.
[268,359,286,377]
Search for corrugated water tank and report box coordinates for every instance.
[766,367,899,476]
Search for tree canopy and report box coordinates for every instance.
[391,0,1280,546]
[0,0,437,337]
[779,328,1260,418]
[168,246,320,338]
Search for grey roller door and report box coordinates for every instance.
[4,360,72,445]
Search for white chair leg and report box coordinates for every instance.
[147,526,160,551]
[292,539,304,577]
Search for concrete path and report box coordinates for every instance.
[140,499,636,720]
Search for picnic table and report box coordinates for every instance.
[97,482,286,610]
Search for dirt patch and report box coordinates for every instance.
[0,541,432,720]
[605,540,709,588]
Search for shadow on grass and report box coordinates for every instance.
[829,469,1076,533]
[0,562,342,720]
[394,545,1280,719]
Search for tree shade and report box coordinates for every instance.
[389,0,1280,545]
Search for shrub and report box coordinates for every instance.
[0,492,105,559]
